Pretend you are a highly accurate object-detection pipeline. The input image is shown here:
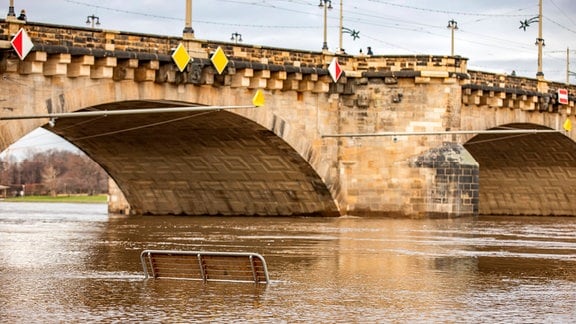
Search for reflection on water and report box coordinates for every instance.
[1,202,576,322]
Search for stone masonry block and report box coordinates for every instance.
[43,54,71,76]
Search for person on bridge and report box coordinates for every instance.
[17,9,26,21]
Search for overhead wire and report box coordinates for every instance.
[549,0,576,28]
[68,110,217,141]
[1,110,220,159]
[366,0,532,17]
[340,1,548,60]
[60,0,574,41]
[63,0,182,21]
[63,0,319,29]
[465,132,552,146]
[61,0,572,53]
[544,17,576,35]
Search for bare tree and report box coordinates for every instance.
[0,149,108,196]
[42,164,59,197]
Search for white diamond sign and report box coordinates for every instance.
[328,57,343,83]
[11,28,34,60]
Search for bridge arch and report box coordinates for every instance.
[33,81,339,216]
[464,123,576,216]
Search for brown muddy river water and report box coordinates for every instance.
[1,202,575,322]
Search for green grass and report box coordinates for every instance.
[3,194,108,204]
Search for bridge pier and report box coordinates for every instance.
[108,178,130,215]
[323,65,479,217]
[410,142,479,217]
[331,137,479,218]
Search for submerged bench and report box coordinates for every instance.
[140,250,270,284]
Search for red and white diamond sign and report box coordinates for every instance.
[328,57,343,83]
[558,88,569,105]
[11,28,34,60]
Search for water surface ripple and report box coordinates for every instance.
[1,203,575,322]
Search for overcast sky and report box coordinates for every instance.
[2,0,576,157]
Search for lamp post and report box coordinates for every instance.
[536,0,544,78]
[231,32,242,44]
[318,0,332,51]
[447,19,458,56]
[519,0,545,84]
[86,14,100,28]
[183,0,194,39]
[567,48,576,85]
[7,0,15,17]
[338,0,343,53]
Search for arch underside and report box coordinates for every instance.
[465,123,576,216]
[45,100,339,216]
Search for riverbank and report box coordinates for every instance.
[2,194,108,204]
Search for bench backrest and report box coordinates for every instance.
[140,250,270,284]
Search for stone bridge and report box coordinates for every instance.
[1,18,576,218]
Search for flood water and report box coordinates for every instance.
[1,202,575,322]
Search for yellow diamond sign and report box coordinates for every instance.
[252,89,265,107]
[211,46,229,74]
[172,43,190,72]
[564,118,572,132]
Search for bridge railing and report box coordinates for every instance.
[465,70,544,113]
[1,20,468,74]
[470,70,576,93]
[3,18,572,99]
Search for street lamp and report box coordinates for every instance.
[567,48,576,85]
[519,0,544,80]
[447,19,458,56]
[318,0,333,51]
[569,71,576,85]
[231,32,242,44]
[183,0,194,38]
[338,0,343,53]
[536,0,544,78]
[86,14,100,28]
[7,0,15,17]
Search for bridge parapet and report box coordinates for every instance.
[1,20,181,54]
[2,19,571,101]
[346,54,466,73]
[1,20,468,76]
[469,70,539,90]
[464,70,576,113]
[0,19,474,102]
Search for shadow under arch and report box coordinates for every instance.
[43,100,339,217]
[464,123,576,216]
